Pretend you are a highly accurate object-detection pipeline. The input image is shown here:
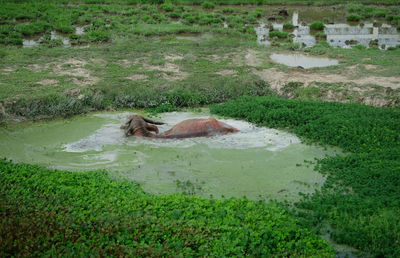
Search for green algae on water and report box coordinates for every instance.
[0,110,340,202]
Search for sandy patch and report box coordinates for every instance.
[126,74,148,81]
[62,58,88,67]
[90,58,107,66]
[68,77,99,86]
[165,55,184,61]
[364,64,378,70]
[37,79,58,85]
[0,67,16,73]
[27,63,51,72]
[145,63,180,73]
[117,59,134,67]
[65,88,81,96]
[215,69,238,76]
[245,49,262,66]
[233,49,262,66]
[144,62,189,81]
[205,53,232,62]
[27,58,98,86]
[253,68,400,91]
[53,59,99,86]
[161,73,188,81]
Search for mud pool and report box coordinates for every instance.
[0,110,340,201]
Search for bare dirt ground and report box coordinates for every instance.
[215,69,237,75]
[252,67,400,91]
[143,62,189,81]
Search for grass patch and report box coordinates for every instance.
[315,31,327,39]
[305,41,332,55]
[0,159,334,257]
[283,22,294,31]
[347,14,362,22]
[211,95,400,257]
[309,21,325,31]
[202,1,216,9]
[269,30,288,39]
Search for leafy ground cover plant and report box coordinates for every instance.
[346,14,362,22]
[283,22,294,31]
[269,30,288,39]
[0,159,334,257]
[309,21,325,30]
[211,95,400,257]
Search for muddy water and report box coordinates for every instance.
[0,110,340,201]
[270,53,339,68]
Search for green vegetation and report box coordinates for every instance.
[211,96,400,257]
[309,21,325,31]
[1,0,400,4]
[283,22,294,31]
[315,31,327,39]
[269,30,289,39]
[0,3,262,46]
[1,1,400,256]
[202,1,216,9]
[0,159,334,256]
[347,5,400,24]
[346,14,362,22]
[305,41,332,55]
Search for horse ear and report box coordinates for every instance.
[143,117,165,125]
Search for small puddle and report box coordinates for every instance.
[270,53,339,68]
[22,38,39,47]
[23,31,71,47]
[0,110,340,201]
[176,33,209,42]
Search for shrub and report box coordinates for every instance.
[315,31,327,39]
[222,7,234,14]
[251,10,262,18]
[160,2,174,12]
[183,14,197,24]
[55,23,74,34]
[0,25,23,45]
[347,14,362,22]
[169,10,182,18]
[373,10,387,18]
[85,30,110,42]
[202,1,215,10]
[16,21,52,36]
[305,41,331,55]
[309,21,324,30]
[283,23,294,30]
[246,14,257,24]
[269,30,288,39]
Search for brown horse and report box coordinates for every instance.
[121,115,239,138]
